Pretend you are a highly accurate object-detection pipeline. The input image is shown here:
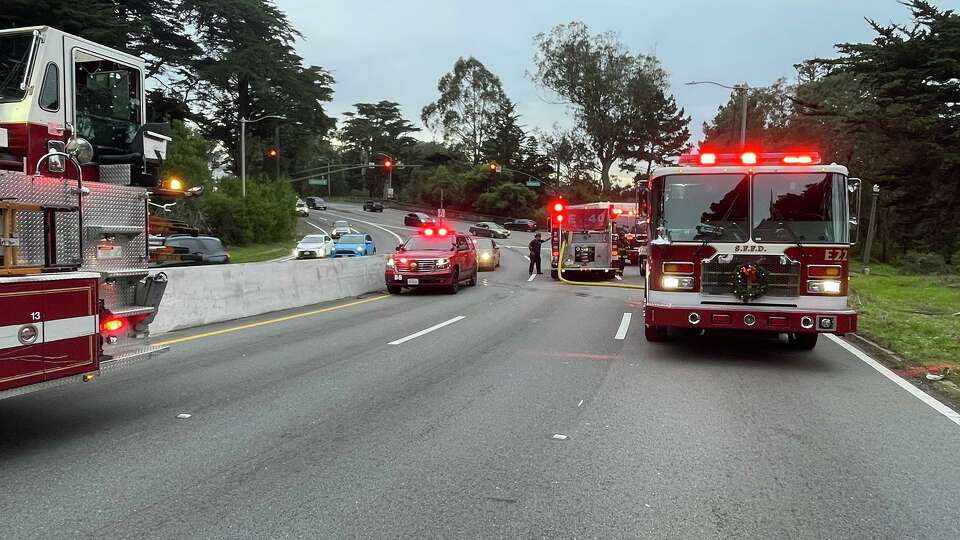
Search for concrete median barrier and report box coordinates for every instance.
[149,256,387,334]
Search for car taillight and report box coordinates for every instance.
[662,261,695,274]
[438,228,448,236]
[424,228,434,236]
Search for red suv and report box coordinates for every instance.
[386,228,478,294]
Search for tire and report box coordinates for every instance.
[645,325,668,342]
[448,269,460,294]
[550,269,559,280]
[468,267,478,286]
[387,285,402,295]
[789,332,818,350]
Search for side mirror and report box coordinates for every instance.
[396,244,404,251]
[847,178,862,245]
[65,135,94,165]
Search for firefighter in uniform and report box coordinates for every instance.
[529,233,546,274]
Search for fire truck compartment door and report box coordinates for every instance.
[0,277,98,392]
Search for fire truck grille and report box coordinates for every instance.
[398,259,437,272]
[701,255,801,298]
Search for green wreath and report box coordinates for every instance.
[732,263,768,302]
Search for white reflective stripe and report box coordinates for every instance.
[0,314,96,351]
[44,315,97,342]
[0,322,44,351]
[647,289,849,310]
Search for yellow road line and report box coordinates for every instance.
[154,295,389,347]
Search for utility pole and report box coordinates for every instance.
[862,183,881,271]
[239,114,285,197]
[274,124,280,180]
[738,83,748,149]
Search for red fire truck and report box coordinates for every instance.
[0,27,182,398]
[549,201,620,280]
[610,202,647,271]
[643,151,861,350]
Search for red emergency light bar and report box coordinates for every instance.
[679,151,821,166]
[422,227,449,237]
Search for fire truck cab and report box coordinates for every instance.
[0,27,175,399]
[643,151,861,350]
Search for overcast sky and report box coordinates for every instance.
[279,0,920,148]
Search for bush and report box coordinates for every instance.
[199,176,298,246]
[897,251,949,275]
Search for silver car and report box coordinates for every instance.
[331,220,352,239]
[294,234,334,259]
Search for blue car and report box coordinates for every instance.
[334,233,376,257]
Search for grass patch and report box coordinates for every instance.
[849,263,960,369]
[227,238,295,263]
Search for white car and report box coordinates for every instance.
[294,234,334,259]
[295,200,309,216]
[331,220,351,239]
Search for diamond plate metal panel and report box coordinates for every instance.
[98,164,132,186]
[0,171,79,266]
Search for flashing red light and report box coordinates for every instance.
[612,207,623,216]
[423,228,434,236]
[437,227,448,236]
[101,318,125,333]
[740,152,758,165]
[783,154,814,164]
[555,214,564,223]
[384,160,392,168]
[699,152,717,165]
[553,202,564,213]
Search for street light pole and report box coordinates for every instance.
[686,80,752,149]
[239,114,286,197]
[862,183,881,269]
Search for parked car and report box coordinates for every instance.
[404,212,437,227]
[474,237,500,271]
[363,200,384,212]
[334,233,376,257]
[331,220,352,239]
[158,235,230,266]
[385,229,477,294]
[294,234,334,259]
[306,197,327,210]
[469,221,510,239]
[295,199,309,216]
[503,218,538,232]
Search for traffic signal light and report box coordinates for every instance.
[266,146,279,159]
[383,159,393,169]
[488,162,501,174]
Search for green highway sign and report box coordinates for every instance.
[526,180,541,187]
[308,178,328,186]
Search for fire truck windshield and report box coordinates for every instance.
[0,33,35,103]
[752,172,848,244]
[657,174,749,242]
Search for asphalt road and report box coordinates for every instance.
[1,202,959,538]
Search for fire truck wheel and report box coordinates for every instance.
[644,325,668,342]
[387,285,402,295]
[788,332,818,350]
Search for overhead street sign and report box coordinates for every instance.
[308,178,328,186]
[526,180,541,187]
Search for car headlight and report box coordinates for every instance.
[436,257,450,269]
[807,279,842,294]
[662,276,694,290]
[387,258,395,267]
[480,252,491,261]
[355,246,364,252]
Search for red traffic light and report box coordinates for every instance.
[266,147,279,159]
[550,198,566,225]
[384,160,393,169]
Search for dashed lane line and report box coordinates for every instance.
[614,312,632,340]
[388,316,466,345]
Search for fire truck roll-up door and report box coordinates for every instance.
[0,273,100,393]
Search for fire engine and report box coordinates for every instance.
[642,150,861,349]
[0,27,184,398]
[549,200,642,280]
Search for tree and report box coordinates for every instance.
[340,101,420,157]
[532,22,679,193]
[476,183,536,215]
[536,123,596,186]
[621,86,691,179]
[479,100,525,168]
[180,0,335,176]
[701,78,796,150]
[421,57,509,164]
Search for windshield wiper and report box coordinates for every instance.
[768,204,804,249]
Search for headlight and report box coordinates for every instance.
[662,276,694,290]
[355,246,364,252]
[436,257,450,269]
[387,258,395,267]
[480,252,491,261]
[807,279,842,294]
[292,248,299,255]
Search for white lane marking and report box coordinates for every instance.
[614,312,632,340]
[825,334,960,427]
[305,221,329,236]
[527,274,537,282]
[326,209,403,243]
[614,275,623,281]
[577,399,584,408]
[388,316,466,345]
[524,255,530,261]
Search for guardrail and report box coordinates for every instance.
[150,255,387,334]
[327,197,535,226]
